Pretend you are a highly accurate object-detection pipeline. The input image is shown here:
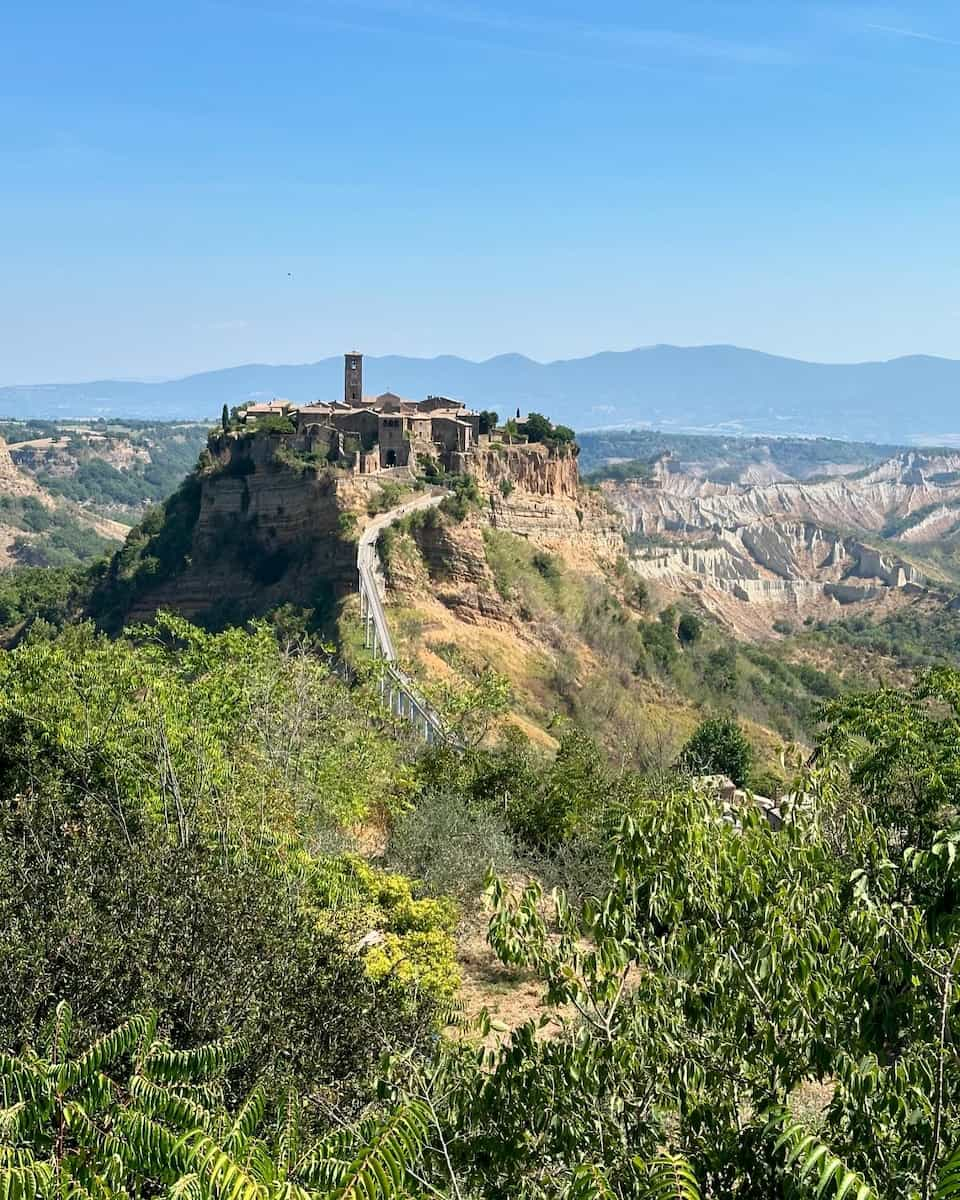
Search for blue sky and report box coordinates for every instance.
[3,0,960,382]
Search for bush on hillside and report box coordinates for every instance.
[676,715,754,786]
[0,616,437,1093]
[387,787,518,905]
[677,611,703,645]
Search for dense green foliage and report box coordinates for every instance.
[808,606,960,671]
[677,715,754,785]
[578,429,904,479]
[89,476,203,628]
[386,674,960,1197]
[439,473,482,522]
[0,495,112,566]
[0,563,88,630]
[521,412,576,447]
[0,999,435,1200]
[0,617,454,1104]
[478,409,499,435]
[6,559,960,1196]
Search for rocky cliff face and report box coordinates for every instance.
[384,442,623,626]
[386,516,509,625]
[118,433,376,626]
[463,444,624,567]
[601,452,960,635]
[608,452,960,543]
[9,436,151,479]
[0,438,50,503]
[108,432,624,630]
[459,443,580,499]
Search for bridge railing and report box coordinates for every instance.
[357,534,447,745]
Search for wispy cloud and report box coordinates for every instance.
[867,22,960,47]
[589,26,795,66]
[213,0,794,68]
[383,1,796,65]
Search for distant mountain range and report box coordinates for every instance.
[4,345,960,444]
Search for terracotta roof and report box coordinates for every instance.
[245,401,290,415]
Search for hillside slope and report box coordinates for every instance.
[0,437,125,568]
[2,419,208,523]
[361,450,835,769]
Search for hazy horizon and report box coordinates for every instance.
[11,341,960,390]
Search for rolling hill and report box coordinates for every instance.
[7,345,960,443]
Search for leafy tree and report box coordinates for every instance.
[677,612,702,646]
[478,409,499,435]
[0,616,442,1093]
[521,413,577,446]
[641,617,679,671]
[221,402,230,431]
[703,644,738,694]
[522,412,554,443]
[438,473,481,523]
[426,668,511,747]
[0,564,88,631]
[401,758,960,1197]
[818,666,960,848]
[676,715,754,785]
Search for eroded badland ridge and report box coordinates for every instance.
[599,449,960,639]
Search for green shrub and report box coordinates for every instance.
[367,480,406,515]
[704,644,739,694]
[387,788,518,905]
[677,612,703,646]
[439,474,480,522]
[632,578,650,610]
[748,767,786,798]
[337,510,359,538]
[252,413,295,434]
[0,564,88,630]
[641,619,679,671]
[532,550,561,582]
[677,716,754,786]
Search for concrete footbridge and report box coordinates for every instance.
[357,488,449,743]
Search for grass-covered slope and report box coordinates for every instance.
[374,505,847,784]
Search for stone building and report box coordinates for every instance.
[244,351,485,474]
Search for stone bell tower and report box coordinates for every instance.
[344,352,363,404]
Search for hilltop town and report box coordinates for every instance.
[238,351,573,476]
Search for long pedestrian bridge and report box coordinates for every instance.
[356,489,449,744]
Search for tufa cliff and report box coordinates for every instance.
[93,433,374,628]
[91,431,618,632]
[467,443,623,564]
